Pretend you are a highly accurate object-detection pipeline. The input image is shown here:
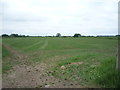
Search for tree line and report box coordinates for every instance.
[1,33,118,38]
[1,34,29,37]
[1,33,82,37]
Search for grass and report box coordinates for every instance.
[2,47,12,73]
[2,47,11,58]
[2,36,119,88]
[2,37,117,51]
[50,55,119,88]
[95,57,120,88]
[2,37,46,53]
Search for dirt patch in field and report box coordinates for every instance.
[3,63,82,88]
[2,43,28,64]
[70,62,83,65]
[2,43,82,88]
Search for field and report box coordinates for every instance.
[2,37,120,88]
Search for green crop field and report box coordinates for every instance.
[2,37,120,88]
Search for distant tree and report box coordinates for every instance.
[22,35,25,37]
[56,33,61,37]
[73,33,81,37]
[116,35,120,38]
[81,35,86,37]
[10,34,19,37]
[62,36,67,38]
[2,34,9,37]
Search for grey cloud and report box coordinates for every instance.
[3,15,48,22]
[1,0,118,36]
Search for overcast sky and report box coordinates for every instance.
[0,0,119,36]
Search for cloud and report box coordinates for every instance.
[1,0,118,36]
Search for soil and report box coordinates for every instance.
[70,62,83,65]
[2,44,82,88]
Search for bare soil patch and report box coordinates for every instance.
[70,62,83,65]
[2,44,82,88]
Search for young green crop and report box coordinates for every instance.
[2,37,119,87]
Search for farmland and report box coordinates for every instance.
[2,37,120,88]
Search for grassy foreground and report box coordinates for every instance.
[2,37,120,88]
